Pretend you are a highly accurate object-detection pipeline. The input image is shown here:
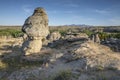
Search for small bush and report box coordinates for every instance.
[98,32,120,40]
[83,30,93,36]
[98,32,109,40]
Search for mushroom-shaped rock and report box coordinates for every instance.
[21,7,49,55]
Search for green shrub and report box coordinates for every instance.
[110,33,120,39]
[59,30,67,36]
[98,32,120,40]
[98,32,109,40]
[0,29,23,38]
[83,30,93,36]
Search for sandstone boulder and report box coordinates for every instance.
[21,7,49,55]
[90,33,100,43]
[47,31,61,42]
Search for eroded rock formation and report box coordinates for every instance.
[21,7,49,55]
[47,31,61,42]
[90,33,100,43]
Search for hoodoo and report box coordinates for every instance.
[21,7,49,55]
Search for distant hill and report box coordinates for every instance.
[0,26,21,30]
[63,24,92,27]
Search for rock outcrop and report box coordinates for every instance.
[90,33,100,43]
[21,7,49,55]
[7,41,120,80]
[102,38,120,52]
[47,31,61,42]
[64,33,88,42]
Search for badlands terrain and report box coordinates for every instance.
[0,26,120,80]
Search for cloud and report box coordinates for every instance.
[48,10,58,14]
[23,8,32,14]
[67,4,79,7]
[22,5,32,14]
[95,9,110,15]
[63,11,74,14]
[48,10,74,14]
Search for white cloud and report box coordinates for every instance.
[22,5,32,14]
[23,8,32,14]
[95,9,110,15]
[48,10,74,14]
[63,3,79,8]
[48,10,58,14]
[63,11,73,14]
[67,4,79,7]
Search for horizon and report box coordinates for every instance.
[0,24,120,27]
[0,0,120,26]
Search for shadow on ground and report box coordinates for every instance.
[0,45,45,79]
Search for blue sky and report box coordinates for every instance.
[0,0,120,26]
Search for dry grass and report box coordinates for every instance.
[0,26,21,30]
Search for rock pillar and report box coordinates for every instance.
[21,7,49,55]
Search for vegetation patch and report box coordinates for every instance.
[0,29,23,38]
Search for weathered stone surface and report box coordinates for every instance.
[67,41,120,70]
[22,39,42,55]
[94,33,100,43]
[7,41,120,80]
[47,31,61,42]
[64,33,88,42]
[102,38,120,52]
[21,7,49,55]
[22,7,49,38]
[90,33,100,43]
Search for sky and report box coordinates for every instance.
[0,0,120,26]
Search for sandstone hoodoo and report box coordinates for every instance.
[90,33,100,43]
[21,7,49,55]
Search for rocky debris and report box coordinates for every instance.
[8,68,43,80]
[49,41,120,75]
[66,41,120,70]
[22,34,28,41]
[64,33,88,42]
[46,41,120,79]
[7,40,120,80]
[12,37,23,48]
[102,38,120,52]
[103,26,120,32]
[21,7,49,55]
[48,40,67,48]
[47,31,61,42]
